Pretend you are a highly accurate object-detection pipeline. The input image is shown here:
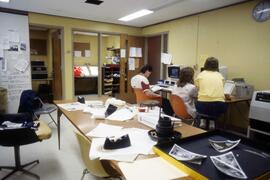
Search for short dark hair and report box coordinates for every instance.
[178,67,194,87]
[204,57,219,71]
[140,64,152,73]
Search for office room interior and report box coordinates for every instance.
[0,0,270,180]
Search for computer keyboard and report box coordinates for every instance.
[158,84,169,88]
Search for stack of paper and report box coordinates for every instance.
[118,157,187,180]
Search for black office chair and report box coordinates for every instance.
[0,113,51,180]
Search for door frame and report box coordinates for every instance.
[71,28,121,98]
[29,24,64,99]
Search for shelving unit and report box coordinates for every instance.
[102,64,120,95]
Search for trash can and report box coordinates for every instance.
[0,87,7,113]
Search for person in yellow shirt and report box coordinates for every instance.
[195,57,227,128]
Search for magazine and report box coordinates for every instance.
[210,151,247,179]
[169,144,207,165]
[209,139,240,153]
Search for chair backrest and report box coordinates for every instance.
[18,90,42,115]
[133,88,162,105]
[74,131,109,178]
[170,94,192,120]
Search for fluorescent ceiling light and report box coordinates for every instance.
[0,0,10,2]
[118,9,153,22]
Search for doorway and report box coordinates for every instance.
[29,26,63,102]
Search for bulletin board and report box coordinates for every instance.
[0,12,31,113]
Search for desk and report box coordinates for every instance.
[223,97,250,131]
[53,99,205,177]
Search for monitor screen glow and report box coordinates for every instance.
[168,66,180,79]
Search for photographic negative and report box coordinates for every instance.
[169,144,207,165]
[0,57,7,72]
[210,152,247,179]
[9,44,19,51]
[20,43,26,51]
[209,139,240,153]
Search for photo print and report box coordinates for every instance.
[210,151,247,179]
[169,144,207,165]
[209,139,240,153]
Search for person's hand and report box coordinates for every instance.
[225,94,231,100]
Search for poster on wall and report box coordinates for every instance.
[0,12,31,113]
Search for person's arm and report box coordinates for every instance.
[141,81,161,97]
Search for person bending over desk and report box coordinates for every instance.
[195,57,227,129]
[131,64,174,116]
[172,67,197,118]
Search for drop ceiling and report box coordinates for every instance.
[0,0,248,27]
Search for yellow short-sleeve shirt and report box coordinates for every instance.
[195,71,225,102]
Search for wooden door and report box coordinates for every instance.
[52,30,62,100]
[147,35,161,84]
[118,35,144,103]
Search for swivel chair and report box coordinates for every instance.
[133,88,161,105]
[169,94,194,125]
[0,113,51,180]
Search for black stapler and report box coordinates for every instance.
[77,96,85,104]
[103,134,131,150]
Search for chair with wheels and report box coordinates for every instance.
[0,113,51,180]
[133,88,161,105]
[169,94,194,125]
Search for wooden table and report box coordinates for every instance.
[53,99,205,176]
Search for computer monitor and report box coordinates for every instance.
[168,65,180,79]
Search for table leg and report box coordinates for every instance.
[57,108,62,150]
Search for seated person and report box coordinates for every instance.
[131,64,173,116]
[195,57,227,128]
[131,64,161,98]
[172,67,197,118]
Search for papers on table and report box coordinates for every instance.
[86,123,123,138]
[169,144,207,165]
[138,107,181,129]
[224,80,235,95]
[106,108,136,121]
[57,102,86,111]
[209,139,240,153]
[210,152,247,179]
[89,128,156,161]
[150,85,162,92]
[118,157,187,180]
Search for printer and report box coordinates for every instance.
[248,91,270,136]
[232,78,254,99]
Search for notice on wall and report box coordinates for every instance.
[74,50,82,57]
[120,49,126,58]
[161,53,172,65]
[85,50,91,57]
[128,58,135,70]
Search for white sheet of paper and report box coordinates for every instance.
[8,30,20,43]
[129,47,137,57]
[224,80,235,95]
[161,53,172,64]
[85,100,103,106]
[128,58,135,70]
[118,157,187,180]
[14,59,29,72]
[0,43,3,57]
[85,50,91,57]
[136,48,142,58]
[120,49,126,58]
[2,36,10,49]
[74,51,82,57]
[57,102,86,111]
[106,108,136,121]
[100,154,138,162]
[86,123,123,138]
